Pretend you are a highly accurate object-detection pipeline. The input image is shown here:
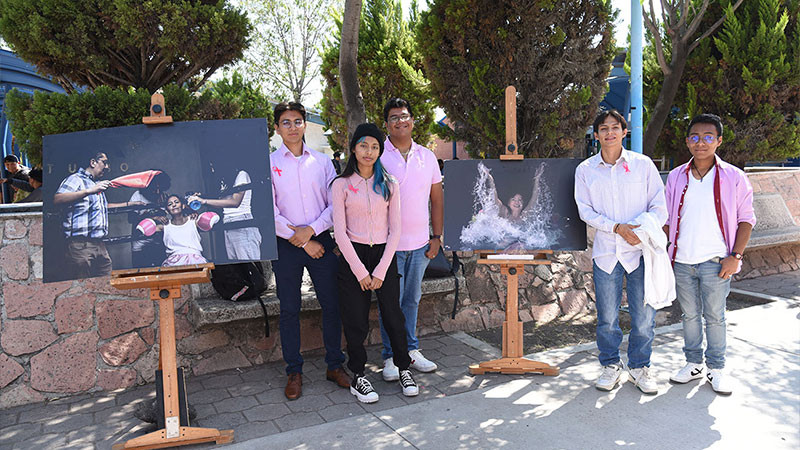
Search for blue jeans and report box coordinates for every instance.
[673,260,729,369]
[273,233,345,375]
[379,245,430,360]
[593,258,655,369]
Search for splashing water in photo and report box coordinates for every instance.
[459,162,562,251]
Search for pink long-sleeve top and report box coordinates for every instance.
[332,172,401,281]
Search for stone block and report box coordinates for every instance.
[139,327,155,345]
[29,219,43,246]
[532,302,561,324]
[534,264,553,281]
[465,267,499,305]
[97,368,137,391]
[574,251,593,272]
[99,332,147,366]
[776,245,796,264]
[96,299,155,339]
[0,243,29,280]
[299,316,324,352]
[440,308,484,333]
[528,283,557,305]
[0,353,24,389]
[551,271,573,290]
[31,331,98,393]
[519,309,534,323]
[177,329,230,354]
[175,314,194,340]
[559,290,589,317]
[0,384,45,409]
[192,348,251,375]
[1,320,58,356]
[3,280,71,319]
[55,294,95,334]
[133,347,160,383]
[487,309,505,328]
[3,219,27,239]
[31,247,43,279]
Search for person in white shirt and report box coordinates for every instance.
[574,110,668,395]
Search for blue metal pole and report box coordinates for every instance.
[630,0,644,153]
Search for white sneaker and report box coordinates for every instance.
[409,349,438,372]
[350,374,379,403]
[707,368,733,395]
[670,362,705,384]
[399,369,419,397]
[629,367,659,395]
[382,358,399,381]
[595,363,625,391]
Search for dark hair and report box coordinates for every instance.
[688,113,723,136]
[29,168,42,183]
[593,110,627,131]
[383,98,414,122]
[273,102,307,124]
[89,152,107,165]
[333,151,342,158]
[3,154,19,163]
[333,152,393,201]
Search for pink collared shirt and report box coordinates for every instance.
[270,143,336,239]
[664,155,756,270]
[574,149,668,274]
[380,138,442,251]
[332,173,401,281]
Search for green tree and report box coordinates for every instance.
[237,0,340,102]
[645,0,800,167]
[417,0,616,159]
[320,0,436,152]
[4,73,272,166]
[0,0,250,92]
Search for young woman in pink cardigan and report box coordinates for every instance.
[331,123,419,403]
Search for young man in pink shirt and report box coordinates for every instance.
[270,102,349,400]
[378,98,445,381]
[664,114,755,395]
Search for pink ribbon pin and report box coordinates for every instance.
[348,184,359,193]
[272,166,282,177]
[622,162,630,173]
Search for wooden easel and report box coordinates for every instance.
[111,96,233,450]
[468,86,559,376]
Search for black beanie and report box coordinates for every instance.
[349,123,385,156]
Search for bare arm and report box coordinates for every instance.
[53,180,110,205]
[425,182,444,258]
[522,165,543,214]
[190,191,245,209]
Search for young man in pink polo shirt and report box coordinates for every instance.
[270,102,349,400]
[378,98,445,381]
[664,113,755,395]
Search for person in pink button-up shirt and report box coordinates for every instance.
[332,123,419,404]
[269,102,348,401]
[377,98,444,381]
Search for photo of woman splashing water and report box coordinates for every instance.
[443,159,586,252]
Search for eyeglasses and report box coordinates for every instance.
[388,114,412,124]
[280,119,305,129]
[688,135,718,144]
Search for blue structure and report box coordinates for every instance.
[0,49,65,202]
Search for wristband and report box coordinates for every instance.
[731,252,743,260]
[613,223,620,233]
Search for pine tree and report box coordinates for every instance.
[320,0,436,152]
[417,0,616,159]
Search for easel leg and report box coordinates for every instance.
[112,285,234,450]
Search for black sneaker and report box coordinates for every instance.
[350,374,379,403]
[399,369,419,396]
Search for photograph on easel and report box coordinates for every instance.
[443,159,587,252]
[41,118,276,283]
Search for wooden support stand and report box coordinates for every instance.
[111,264,234,450]
[468,85,559,376]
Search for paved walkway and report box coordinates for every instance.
[732,270,799,300]
[0,272,798,449]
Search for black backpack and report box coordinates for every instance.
[211,262,270,335]
[424,249,463,319]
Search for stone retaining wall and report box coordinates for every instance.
[1,169,798,409]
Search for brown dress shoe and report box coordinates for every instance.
[326,367,351,388]
[285,373,302,400]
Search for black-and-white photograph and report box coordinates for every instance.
[443,159,587,252]
[42,119,276,283]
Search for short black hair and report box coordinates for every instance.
[3,154,19,163]
[688,113,723,136]
[383,98,414,122]
[90,152,107,165]
[333,151,341,158]
[593,110,627,132]
[29,168,42,183]
[273,102,307,124]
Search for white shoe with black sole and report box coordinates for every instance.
[670,362,705,384]
[382,358,400,381]
[399,369,419,397]
[350,374,379,403]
